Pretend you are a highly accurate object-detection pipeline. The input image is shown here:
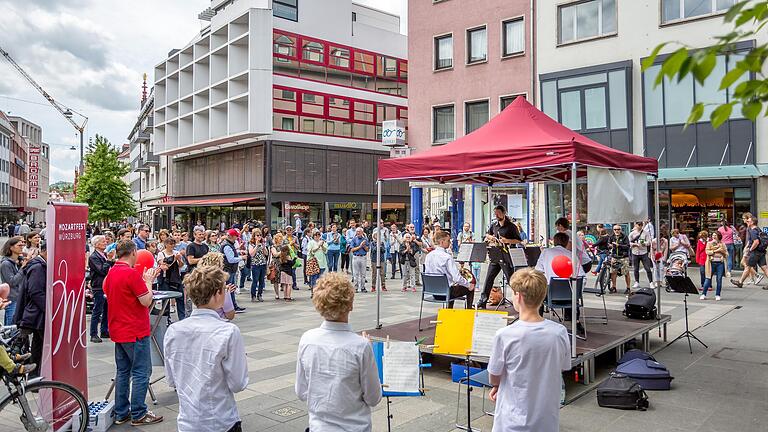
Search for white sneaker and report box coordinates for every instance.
[756,274,764,284]
[715,295,721,301]
[632,282,640,289]
[726,272,731,278]
[699,295,706,300]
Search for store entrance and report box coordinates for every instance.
[666,187,752,242]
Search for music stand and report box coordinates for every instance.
[485,246,515,310]
[665,275,707,354]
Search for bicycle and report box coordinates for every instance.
[0,326,88,432]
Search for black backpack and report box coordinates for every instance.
[597,373,649,411]
[624,287,657,320]
[755,228,768,253]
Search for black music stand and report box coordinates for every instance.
[666,275,707,354]
[486,246,515,310]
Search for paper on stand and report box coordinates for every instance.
[471,313,507,357]
[383,342,420,394]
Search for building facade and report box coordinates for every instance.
[407,0,534,241]
[153,0,409,231]
[535,0,766,239]
[8,116,48,223]
[0,111,28,223]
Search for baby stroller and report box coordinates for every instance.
[664,251,689,291]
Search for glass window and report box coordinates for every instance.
[465,100,489,133]
[377,56,398,78]
[643,65,664,127]
[542,81,558,119]
[560,90,582,130]
[728,53,747,119]
[329,46,350,68]
[273,33,297,57]
[558,0,617,44]
[664,74,694,124]
[662,0,734,23]
[302,40,324,63]
[467,27,487,64]
[354,51,375,75]
[328,97,351,120]
[433,105,455,143]
[501,94,525,110]
[584,87,607,129]
[435,35,453,69]
[695,55,727,118]
[302,118,316,133]
[273,0,298,21]
[281,117,295,130]
[399,60,408,80]
[354,101,375,123]
[502,18,524,57]
[558,73,607,89]
[608,70,627,129]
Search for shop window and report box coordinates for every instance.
[273,0,298,21]
[662,0,734,24]
[433,105,455,143]
[434,34,453,70]
[558,0,616,45]
[502,18,524,57]
[467,26,487,64]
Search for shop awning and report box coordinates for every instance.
[657,164,767,181]
[157,196,262,207]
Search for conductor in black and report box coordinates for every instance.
[478,205,523,309]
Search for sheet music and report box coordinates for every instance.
[383,342,420,393]
[457,243,474,262]
[508,248,528,267]
[471,313,507,357]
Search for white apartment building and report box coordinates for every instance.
[8,116,49,223]
[535,0,767,239]
[153,0,409,231]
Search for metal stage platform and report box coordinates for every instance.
[365,306,671,386]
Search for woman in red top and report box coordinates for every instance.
[696,230,709,288]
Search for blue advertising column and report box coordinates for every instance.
[450,187,464,251]
[411,187,423,233]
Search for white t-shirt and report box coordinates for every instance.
[535,246,586,283]
[488,319,571,432]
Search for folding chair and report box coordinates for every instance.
[547,277,587,340]
[418,274,467,331]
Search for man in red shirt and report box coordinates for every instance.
[103,240,163,426]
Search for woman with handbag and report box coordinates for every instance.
[249,230,269,302]
[306,230,328,293]
[701,231,727,301]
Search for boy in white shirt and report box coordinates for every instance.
[295,272,382,432]
[488,268,571,432]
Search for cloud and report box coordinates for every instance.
[22,0,87,9]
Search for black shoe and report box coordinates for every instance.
[576,322,586,338]
[730,279,743,288]
[257,295,264,302]
[235,307,246,312]
[361,288,368,293]
[101,332,110,339]
[90,336,102,343]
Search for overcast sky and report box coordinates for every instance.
[0,0,407,183]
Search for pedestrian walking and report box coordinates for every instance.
[278,246,296,301]
[701,231,727,301]
[718,219,736,277]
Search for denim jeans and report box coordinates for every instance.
[326,249,340,272]
[594,252,607,274]
[250,264,267,297]
[699,265,706,287]
[114,336,151,421]
[90,290,109,337]
[3,302,17,326]
[227,270,240,309]
[291,267,298,289]
[725,243,734,272]
[309,268,325,289]
[239,266,251,289]
[703,261,725,296]
[159,280,186,321]
[389,253,400,278]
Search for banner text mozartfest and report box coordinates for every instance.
[57,223,86,241]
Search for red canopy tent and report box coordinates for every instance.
[372,97,661,356]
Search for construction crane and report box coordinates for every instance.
[0,43,88,172]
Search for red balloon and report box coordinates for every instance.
[551,255,573,278]
[135,249,155,276]
[654,252,663,261]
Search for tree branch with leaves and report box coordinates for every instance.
[643,0,768,128]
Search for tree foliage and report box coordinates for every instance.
[75,134,136,222]
[643,1,768,128]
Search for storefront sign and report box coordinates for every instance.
[330,202,359,210]
[760,211,768,220]
[28,145,40,200]
[286,203,310,212]
[389,146,411,159]
[382,120,406,147]
[507,194,524,219]
[43,203,89,418]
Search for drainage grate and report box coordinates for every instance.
[272,406,301,417]
[712,347,768,365]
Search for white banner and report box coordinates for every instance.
[587,167,648,224]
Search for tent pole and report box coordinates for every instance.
[376,180,383,329]
[654,175,661,317]
[487,183,493,227]
[571,163,577,358]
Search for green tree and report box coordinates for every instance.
[75,134,136,222]
[643,1,768,128]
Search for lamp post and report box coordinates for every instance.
[63,109,86,173]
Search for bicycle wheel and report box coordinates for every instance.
[598,266,611,293]
[0,380,88,432]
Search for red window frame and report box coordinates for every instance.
[273,31,299,61]
[300,35,327,66]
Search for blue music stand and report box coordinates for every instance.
[372,340,431,431]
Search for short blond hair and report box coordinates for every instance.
[184,265,227,307]
[509,268,548,308]
[198,252,224,269]
[312,272,354,321]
